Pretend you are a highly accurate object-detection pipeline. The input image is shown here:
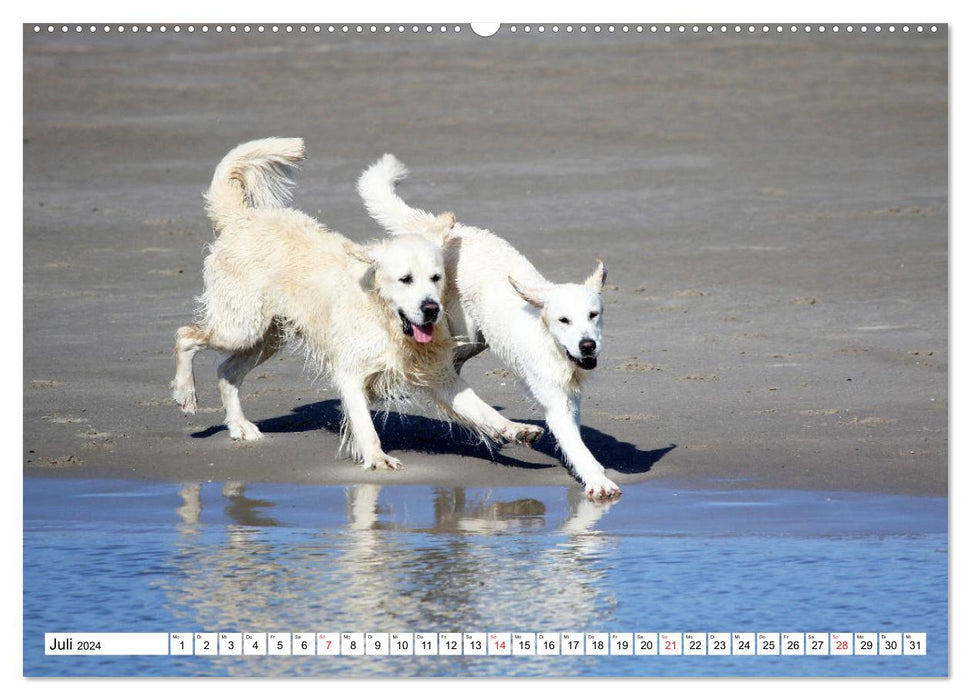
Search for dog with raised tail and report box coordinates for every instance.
[358,154,621,499]
[172,138,542,471]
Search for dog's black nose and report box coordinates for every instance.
[420,299,440,323]
[579,339,597,356]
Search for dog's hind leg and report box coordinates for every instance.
[337,377,402,471]
[541,395,621,501]
[431,376,544,446]
[217,324,283,441]
[172,325,210,414]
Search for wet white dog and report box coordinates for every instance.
[172,138,542,470]
[358,155,621,499]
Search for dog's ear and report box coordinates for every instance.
[358,265,377,292]
[509,276,547,309]
[437,211,456,230]
[432,211,456,245]
[584,258,607,291]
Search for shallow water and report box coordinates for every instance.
[23,477,947,677]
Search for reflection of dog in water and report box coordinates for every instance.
[173,483,617,636]
[359,155,620,499]
[171,138,542,470]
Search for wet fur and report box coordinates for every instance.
[172,138,543,469]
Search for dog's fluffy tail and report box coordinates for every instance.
[357,153,441,236]
[204,137,306,233]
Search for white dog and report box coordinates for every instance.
[172,138,542,470]
[358,155,621,499]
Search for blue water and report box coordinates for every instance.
[23,478,947,677]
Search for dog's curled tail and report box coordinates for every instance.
[204,137,306,233]
[357,153,442,237]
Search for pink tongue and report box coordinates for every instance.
[413,323,435,343]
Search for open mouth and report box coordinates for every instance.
[568,353,598,370]
[399,310,435,344]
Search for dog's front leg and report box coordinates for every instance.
[432,376,543,446]
[338,379,402,471]
[543,397,621,501]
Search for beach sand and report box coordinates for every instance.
[23,27,947,497]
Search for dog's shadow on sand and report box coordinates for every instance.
[192,399,674,475]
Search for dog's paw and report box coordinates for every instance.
[505,422,544,446]
[584,476,621,501]
[171,386,197,415]
[227,419,263,442]
[364,453,404,471]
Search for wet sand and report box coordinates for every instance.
[23,27,947,497]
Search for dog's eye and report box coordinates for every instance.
[589,311,599,320]
[431,273,441,283]
[399,274,413,285]
[558,317,571,325]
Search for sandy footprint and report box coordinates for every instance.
[616,361,662,372]
[28,380,68,389]
[676,374,719,381]
[842,416,900,426]
[41,413,85,424]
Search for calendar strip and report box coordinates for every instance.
[45,632,927,656]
